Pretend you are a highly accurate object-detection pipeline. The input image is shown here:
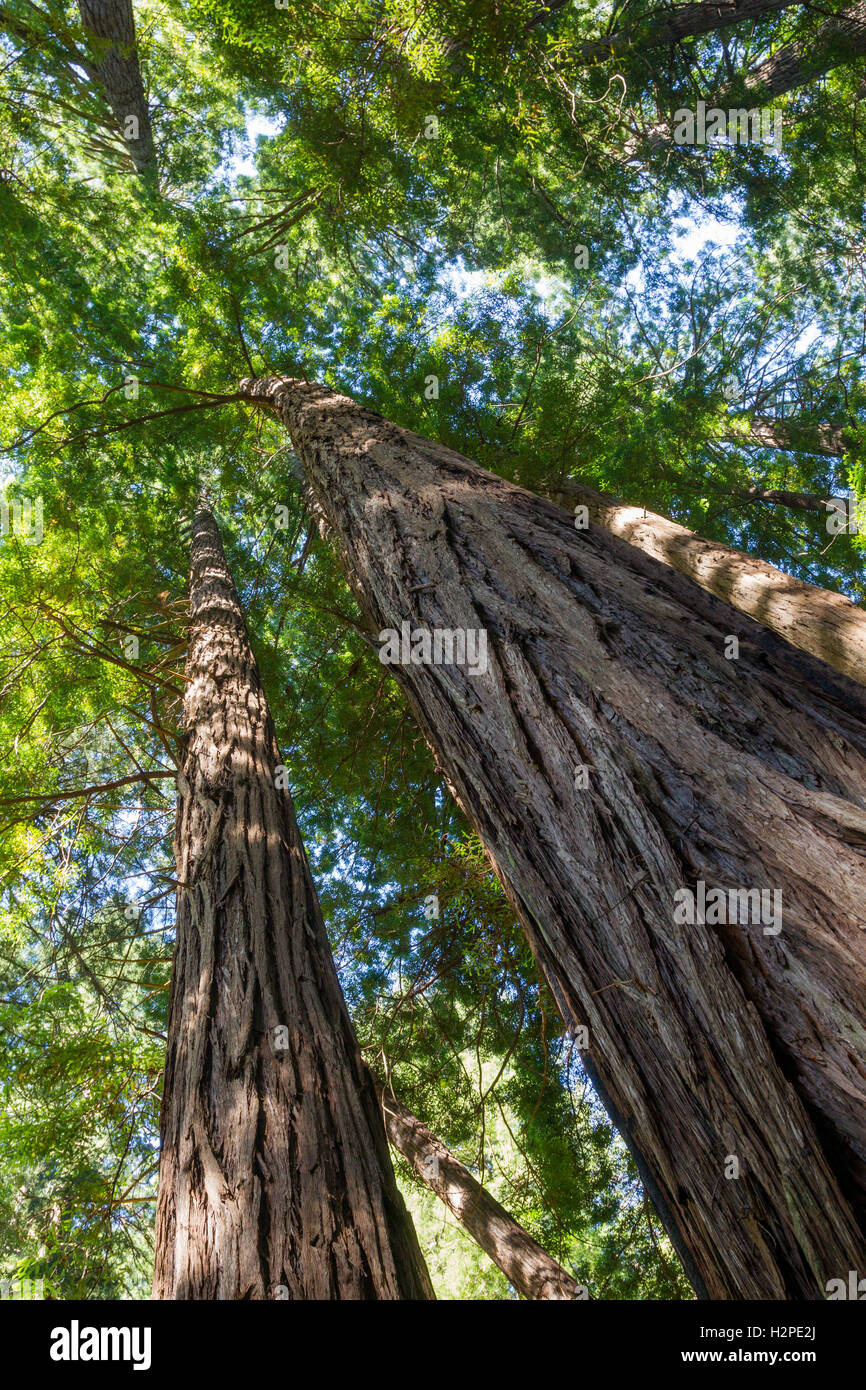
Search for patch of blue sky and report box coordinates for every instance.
[209,108,287,192]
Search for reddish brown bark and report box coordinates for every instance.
[241,374,866,1300]
[550,478,866,686]
[376,1081,586,1299]
[152,499,433,1300]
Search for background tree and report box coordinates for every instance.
[3,0,866,1300]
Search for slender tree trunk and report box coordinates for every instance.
[375,1081,587,1299]
[738,487,830,511]
[241,375,866,1300]
[77,0,156,176]
[727,418,850,457]
[550,479,866,685]
[152,499,433,1300]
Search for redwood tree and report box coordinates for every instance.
[241,374,866,1300]
[550,479,866,685]
[77,0,156,176]
[376,1081,586,1300]
[152,498,433,1300]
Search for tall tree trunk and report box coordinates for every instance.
[241,375,866,1300]
[375,1081,586,1299]
[450,0,800,76]
[728,0,866,103]
[152,499,433,1300]
[77,0,156,176]
[549,479,866,685]
[727,418,850,457]
[625,0,866,156]
[738,486,830,511]
[575,0,805,65]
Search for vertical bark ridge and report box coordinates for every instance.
[152,499,434,1300]
[241,374,866,1299]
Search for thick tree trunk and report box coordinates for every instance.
[729,0,866,102]
[241,375,866,1300]
[77,0,156,176]
[627,0,866,156]
[550,479,866,685]
[451,0,800,74]
[152,499,433,1300]
[375,1081,586,1299]
[575,0,804,65]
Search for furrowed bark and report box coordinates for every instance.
[375,1081,586,1299]
[152,499,433,1300]
[241,375,866,1300]
[727,0,866,102]
[77,0,156,176]
[550,479,866,686]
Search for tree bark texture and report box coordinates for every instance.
[77,0,156,175]
[152,500,434,1300]
[730,417,850,458]
[739,486,830,512]
[550,478,866,686]
[376,1081,586,1299]
[241,375,866,1300]
[732,0,866,103]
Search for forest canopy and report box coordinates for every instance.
[1,0,865,1303]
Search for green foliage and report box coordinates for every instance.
[1,0,863,1299]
